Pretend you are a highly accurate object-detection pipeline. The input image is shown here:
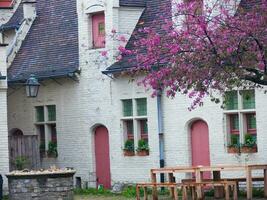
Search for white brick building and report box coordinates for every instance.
[0,0,267,190]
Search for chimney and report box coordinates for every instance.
[22,0,37,19]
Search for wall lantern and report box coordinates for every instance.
[25,74,40,97]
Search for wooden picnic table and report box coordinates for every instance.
[150,164,267,200]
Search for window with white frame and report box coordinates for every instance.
[35,105,58,157]
[121,98,149,155]
[224,90,257,150]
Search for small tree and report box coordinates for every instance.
[114,0,267,109]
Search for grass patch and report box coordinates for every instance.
[74,188,114,196]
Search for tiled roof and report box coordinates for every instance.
[105,0,171,73]
[239,0,262,10]
[0,3,23,31]
[8,0,79,83]
[105,0,264,74]
[119,0,146,7]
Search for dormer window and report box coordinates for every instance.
[0,0,13,8]
[92,12,105,48]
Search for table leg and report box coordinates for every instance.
[246,167,252,200]
[224,184,230,200]
[213,171,224,198]
[151,171,158,200]
[168,173,175,198]
[143,186,148,200]
[195,169,203,199]
[173,186,178,200]
[264,169,267,198]
[233,183,238,200]
[136,185,140,200]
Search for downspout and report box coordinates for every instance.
[157,90,165,183]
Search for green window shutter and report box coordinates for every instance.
[247,114,256,129]
[122,100,133,117]
[225,91,238,110]
[242,90,255,109]
[47,105,56,121]
[136,98,147,116]
[36,106,44,122]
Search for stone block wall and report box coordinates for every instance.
[7,172,75,200]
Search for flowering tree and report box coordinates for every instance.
[113,0,267,109]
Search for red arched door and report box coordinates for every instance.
[191,120,211,179]
[94,126,111,189]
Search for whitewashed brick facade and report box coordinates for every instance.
[3,0,267,190]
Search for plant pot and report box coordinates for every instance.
[227,147,239,154]
[137,150,149,156]
[241,146,257,153]
[47,152,58,158]
[123,150,135,157]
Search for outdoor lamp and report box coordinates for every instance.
[25,74,40,97]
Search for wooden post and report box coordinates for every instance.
[143,186,148,200]
[264,169,267,198]
[246,167,252,200]
[168,173,175,198]
[136,185,140,200]
[213,171,224,198]
[182,186,188,200]
[151,170,158,200]
[173,186,178,200]
[224,184,230,200]
[195,169,203,199]
[233,182,238,200]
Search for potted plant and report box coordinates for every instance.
[136,139,149,156]
[47,141,58,158]
[123,139,135,156]
[241,134,257,153]
[227,134,240,154]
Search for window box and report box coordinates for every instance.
[227,146,240,154]
[123,150,135,157]
[123,139,135,157]
[136,139,149,156]
[137,150,149,156]
[241,146,257,153]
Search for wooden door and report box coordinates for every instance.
[191,120,211,179]
[92,13,105,48]
[95,126,111,189]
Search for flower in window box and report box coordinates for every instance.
[241,134,257,153]
[227,134,240,154]
[47,141,58,158]
[136,139,149,156]
[123,139,135,156]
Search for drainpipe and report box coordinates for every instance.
[157,90,165,183]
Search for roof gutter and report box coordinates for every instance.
[7,70,79,84]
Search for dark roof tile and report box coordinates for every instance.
[119,0,146,7]
[8,0,79,82]
[105,0,171,73]
[0,3,23,31]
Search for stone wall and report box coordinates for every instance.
[7,172,75,200]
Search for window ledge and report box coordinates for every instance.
[224,109,256,114]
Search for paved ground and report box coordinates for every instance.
[74,195,267,200]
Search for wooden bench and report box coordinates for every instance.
[136,182,182,200]
[181,181,238,200]
[182,177,264,193]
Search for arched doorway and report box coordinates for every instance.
[94,126,111,189]
[191,120,211,178]
[9,128,23,136]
